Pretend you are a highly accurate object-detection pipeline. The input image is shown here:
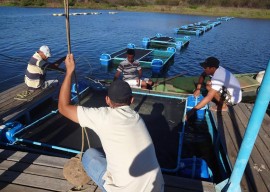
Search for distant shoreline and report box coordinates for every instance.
[1,4,270,19]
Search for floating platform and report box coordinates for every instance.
[100,46,176,74]
[142,34,190,51]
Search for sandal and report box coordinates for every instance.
[14,90,33,101]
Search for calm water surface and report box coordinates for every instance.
[0,6,270,92]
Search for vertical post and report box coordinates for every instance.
[64,0,81,104]
[226,60,270,191]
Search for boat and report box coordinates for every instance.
[0,66,269,191]
[141,33,191,51]
[0,82,219,183]
[88,72,263,103]
[99,44,176,74]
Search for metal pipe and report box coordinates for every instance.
[226,60,270,192]
[15,137,80,154]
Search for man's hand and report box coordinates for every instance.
[64,54,75,75]
[136,77,140,86]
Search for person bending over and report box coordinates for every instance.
[25,45,66,91]
[186,56,242,119]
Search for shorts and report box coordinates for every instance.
[125,79,141,88]
[218,86,235,105]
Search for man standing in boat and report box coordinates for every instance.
[113,48,154,89]
[24,45,66,92]
[59,54,164,192]
[186,56,242,118]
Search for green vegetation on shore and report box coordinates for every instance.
[1,0,270,19]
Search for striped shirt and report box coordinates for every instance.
[117,59,141,80]
[24,52,47,89]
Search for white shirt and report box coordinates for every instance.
[77,105,164,192]
[211,66,242,104]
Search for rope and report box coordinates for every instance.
[63,0,90,164]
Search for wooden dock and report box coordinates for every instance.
[211,102,270,192]
[0,148,215,192]
[0,82,58,124]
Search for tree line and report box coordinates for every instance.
[5,0,270,9]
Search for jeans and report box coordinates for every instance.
[82,148,107,192]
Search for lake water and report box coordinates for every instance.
[0,6,270,92]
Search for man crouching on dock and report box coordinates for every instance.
[186,56,242,120]
[58,54,164,192]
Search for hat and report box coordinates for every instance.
[126,49,135,56]
[39,45,51,58]
[108,80,132,103]
[200,57,219,68]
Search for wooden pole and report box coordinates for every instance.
[64,0,81,105]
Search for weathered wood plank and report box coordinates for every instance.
[211,103,270,192]
[0,83,58,123]
[0,169,73,191]
[0,181,50,192]
[0,149,66,168]
[0,159,64,179]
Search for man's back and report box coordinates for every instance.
[77,105,164,192]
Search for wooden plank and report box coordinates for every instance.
[244,103,270,135]
[0,181,50,192]
[211,103,270,192]
[0,84,58,123]
[0,169,73,191]
[237,104,270,162]
[233,104,270,191]
[0,159,64,179]
[210,107,253,192]
[220,109,254,192]
[163,174,215,192]
[0,149,66,168]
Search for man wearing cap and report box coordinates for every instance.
[24,45,66,91]
[59,54,164,192]
[114,49,154,89]
[186,57,242,118]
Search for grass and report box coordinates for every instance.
[1,2,270,19]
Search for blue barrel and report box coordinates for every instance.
[184,36,191,41]
[179,157,211,180]
[173,28,179,34]
[127,43,135,49]
[175,41,183,51]
[167,47,176,53]
[151,59,163,74]
[142,37,150,49]
[155,33,162,37]
[100,53,111,66]
[186,95,206,120]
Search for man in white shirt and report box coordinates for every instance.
[59,54,164,192]
[186,57,242,119]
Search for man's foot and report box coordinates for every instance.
[209,105,228,112]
